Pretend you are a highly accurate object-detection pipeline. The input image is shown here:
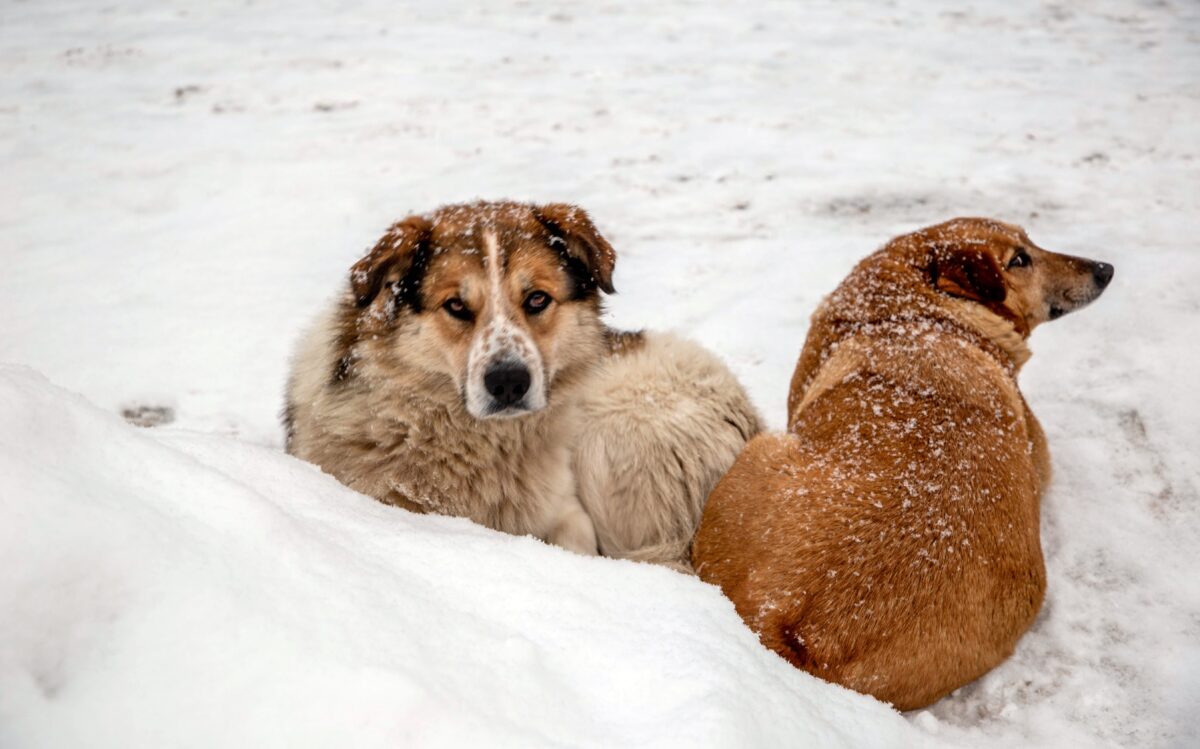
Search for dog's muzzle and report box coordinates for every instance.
[1050,259,1114,319]
[484,362,531,409]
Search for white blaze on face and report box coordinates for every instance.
[463,230,548,418]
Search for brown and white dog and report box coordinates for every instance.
[285,201,759,567]
[692,218,1113,709]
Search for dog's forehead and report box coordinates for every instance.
[427,202,540,240]
[933,218,1027,251]
[425,203,546,259]
[421,211,564,292]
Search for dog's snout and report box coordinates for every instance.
[484,364,531,407]
[1092,261,1114,289]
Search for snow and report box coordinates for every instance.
[1,1,1197,747]
[0,366,925,749]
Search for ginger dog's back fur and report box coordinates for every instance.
[693,218,1112,709]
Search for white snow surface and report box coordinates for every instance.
[0,366,925,749]
[1,1,1198,747]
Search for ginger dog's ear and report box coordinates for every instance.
[930,245,1007,303]
[350,216,432,308]
[533,203,617,294]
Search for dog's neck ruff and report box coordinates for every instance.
[824,313,1022,380]
[932,315,1022,377]
[940,298,1032,373]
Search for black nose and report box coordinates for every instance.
[1093,261,1114,288]
[484,364,531,407]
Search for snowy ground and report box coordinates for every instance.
[1,1,1198,747]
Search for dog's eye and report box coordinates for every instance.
[1007,249,1032,269]
[443,298,473,321]
[523,290,552,315]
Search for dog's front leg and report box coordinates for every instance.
[545,491,599,556]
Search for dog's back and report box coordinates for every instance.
[695,326,1046,708]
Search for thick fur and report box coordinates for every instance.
[574,332,762,571]
[692,218,1113,709]
[286,200,759,563]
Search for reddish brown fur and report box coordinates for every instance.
[693,218,1112,709]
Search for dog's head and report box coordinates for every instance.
[923,218,1114,335]
[347,201,615,419]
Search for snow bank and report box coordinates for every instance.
[0,366,929,748]
[2,1,1198,746]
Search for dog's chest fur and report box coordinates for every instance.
[297,376,579,537]
[284,305,592,540]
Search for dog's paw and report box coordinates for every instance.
[549,511,599,557]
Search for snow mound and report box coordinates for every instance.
[0,366,930,749]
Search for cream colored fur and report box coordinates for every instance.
[287,301,599,554]
[286,201,761,564]
[287,311,760,566]
[573,332,762,571]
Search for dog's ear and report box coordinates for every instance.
[350,216,432,308]
[930,245,1007,304]
[533,203,616,294]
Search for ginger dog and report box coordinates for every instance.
[692,218,1113,708]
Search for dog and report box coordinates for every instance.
[692,218,1113,709]
[285,200,759,566]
